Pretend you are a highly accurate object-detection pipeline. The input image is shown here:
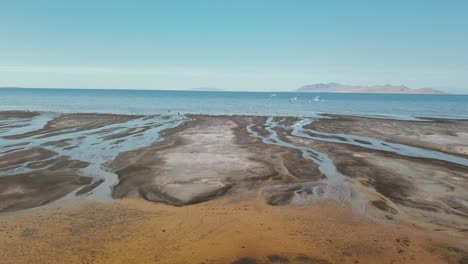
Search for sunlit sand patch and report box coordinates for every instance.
[0,197,466,264]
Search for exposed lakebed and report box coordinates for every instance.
[1,110,468,263]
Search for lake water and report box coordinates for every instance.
[0,88,467,119]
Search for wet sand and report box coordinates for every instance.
[4,113,141,140]
[307,114,468,158]
[108,115,322,206]
[0,111,467,263]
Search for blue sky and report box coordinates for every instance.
[1,0,467,92]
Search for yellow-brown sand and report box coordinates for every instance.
[0,196,464,264]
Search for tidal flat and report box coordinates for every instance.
[0,111,467,264]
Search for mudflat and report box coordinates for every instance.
[0,111,467,264]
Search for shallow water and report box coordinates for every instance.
[0,113,188,201]
[245,116,468,210]
[2,106,468,212]
[1,88,468,119]
[246,117,363,210]
[291,119,468,167]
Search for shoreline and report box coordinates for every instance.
[3,108,468,121]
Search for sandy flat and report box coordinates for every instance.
[1,197,466,264]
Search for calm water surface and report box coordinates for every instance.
[0,88,467,119]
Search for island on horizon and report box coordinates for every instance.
[297,83,447,94]
[1,84,454,94]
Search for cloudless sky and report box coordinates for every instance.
[1,0,467,92]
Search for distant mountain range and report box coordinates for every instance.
[0,85,451,94]
[296,83,446,94]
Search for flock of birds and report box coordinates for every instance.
[269,93,323,103]
[167,94,323,116]
[282,95,322,104]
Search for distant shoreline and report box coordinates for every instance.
[1,86,465,94]
[296,82,448,94]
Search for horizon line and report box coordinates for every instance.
[1,86,467,95]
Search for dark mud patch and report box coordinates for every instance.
[5,113,141,140]
[4,142,29,148]
[41,138,73,148]
[112,165,157,199]
[307,114,468,159]
[354,139,371,145]
[141,182,232,206]
[232,257,258,264]
[76,179,105,196]
[231,254,330,264]
[26,156,88,171]
[335,158,414,204]
[460,256,468,264]
[63,146,78,151]
[0,171,92,212]
[0,111,39,119]
[282,150,322,180]
[1,148,24,155]
[267,255,290,263]
[108,120,195,203]
[101,125,153,140]
[266,191,296,206]
[442,197,468,218]
[303,131,347,142]
[337,158,446,212]
[273,116,300,127]
[371,199,398,214]
[113,157,234,206]
[251,124,271,138]
[295,254,331,264]
[0,147,57,169]
[272,128,323,180]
